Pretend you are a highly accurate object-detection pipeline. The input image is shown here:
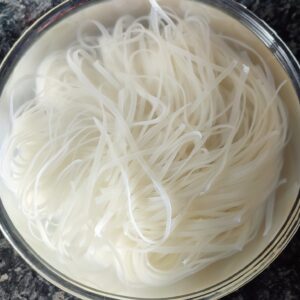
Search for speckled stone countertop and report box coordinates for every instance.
[0,0,299,299]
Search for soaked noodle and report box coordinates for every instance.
[0,0,288,286]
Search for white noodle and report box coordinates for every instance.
[0,0,288,287]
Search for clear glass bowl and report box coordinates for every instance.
[0,0,299,299]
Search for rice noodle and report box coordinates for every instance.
[0,0,288,286]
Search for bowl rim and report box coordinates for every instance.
[0,0,299,299]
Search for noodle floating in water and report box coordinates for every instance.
[0,0,288,286]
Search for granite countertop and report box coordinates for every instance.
[0,0,299,299]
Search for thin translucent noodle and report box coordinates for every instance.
[0,0,288,286]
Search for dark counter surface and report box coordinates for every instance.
[0,0,299,299]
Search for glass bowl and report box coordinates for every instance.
[0,0,299,299]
